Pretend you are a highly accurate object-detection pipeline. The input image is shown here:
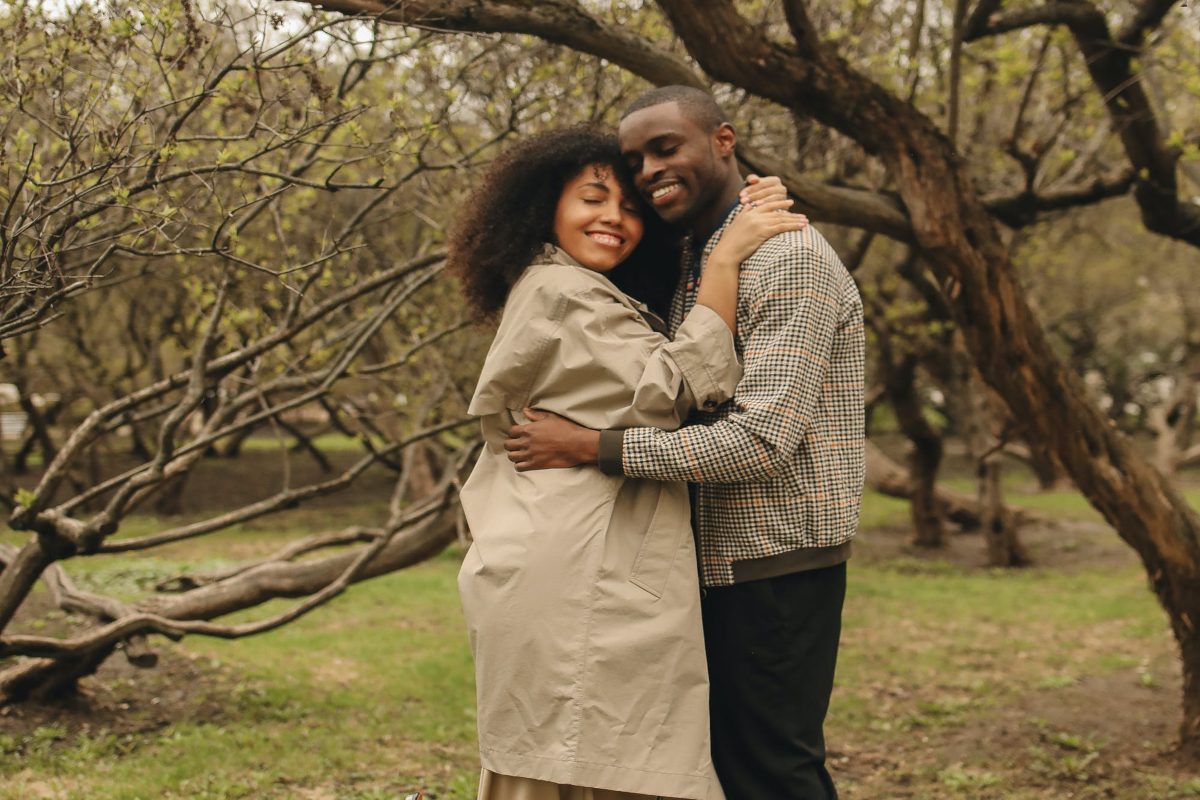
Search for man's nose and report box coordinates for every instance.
[640,156,664,184]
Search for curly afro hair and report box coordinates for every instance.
[447,125,681,322]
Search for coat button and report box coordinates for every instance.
[702,399,718,410]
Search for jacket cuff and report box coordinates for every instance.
[666,303,744,411]
[598,429,626,476]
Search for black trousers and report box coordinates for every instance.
[701,561,846,800]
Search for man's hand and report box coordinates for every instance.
[505,408,600,471]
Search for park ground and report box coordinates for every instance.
[2,440,1200,799]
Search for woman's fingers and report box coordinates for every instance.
[740,175,788,205]
[771,214,808,230]
[747,198,794,214]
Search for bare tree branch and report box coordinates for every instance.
[964,0,1200,247]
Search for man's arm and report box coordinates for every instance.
[508,234,851,483]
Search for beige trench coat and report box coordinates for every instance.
[458,246,742,800]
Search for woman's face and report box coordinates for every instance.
[552,164,644,273]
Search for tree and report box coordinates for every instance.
[0,0,501,700]
[281,0,1200,745]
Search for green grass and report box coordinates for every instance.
[2,547,479,800]
[1,538,1178,800]
[4,459,1197,799]
[238,433,387,454]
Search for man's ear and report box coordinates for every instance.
[712,122,737,159]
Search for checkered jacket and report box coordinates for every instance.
[619,216,866,587]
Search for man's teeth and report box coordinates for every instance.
[652,185,678,199]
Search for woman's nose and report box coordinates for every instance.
[598,201,623,224]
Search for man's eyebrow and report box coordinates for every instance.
[621,132,680,158]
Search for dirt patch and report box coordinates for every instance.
[853,519,1137,573]
[828,653,1195,798]
[2,593,241,748]
[0,646,238,749]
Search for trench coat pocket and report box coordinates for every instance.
[629,484,690,599]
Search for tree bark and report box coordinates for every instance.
[950,340,1031,567]
[151,472,190,517]
[1149,371,1199,479]
[979,456,1033,567]
[1007,437,1072,492]
[12,395,59,476]
[886,356,946,547]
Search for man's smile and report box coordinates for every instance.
[647,181,683,206]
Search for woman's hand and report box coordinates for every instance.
[739,174,791,207]
[709,199,809,268]
[692,198,807,334]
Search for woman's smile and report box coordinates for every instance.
[553,164,644,272]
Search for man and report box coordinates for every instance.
[504,86,865,800]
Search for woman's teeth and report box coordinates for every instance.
[588,233,622,246]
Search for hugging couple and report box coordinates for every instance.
[449,86,866,800]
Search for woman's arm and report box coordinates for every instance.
[694,200,807,331]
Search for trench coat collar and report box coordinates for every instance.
[532,244,668,335]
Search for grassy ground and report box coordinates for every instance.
[2,447,1199,799]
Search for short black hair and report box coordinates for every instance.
[446,125,681,321]
[621,86,727,133]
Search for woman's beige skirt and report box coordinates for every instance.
[478,770,677,800]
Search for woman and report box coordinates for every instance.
[448,127,807,800]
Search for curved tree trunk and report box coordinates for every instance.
[979,456,1033,567]
[951,340,1030,567]
[1149,371,1199,479]
[886,355,946,547]
[864,440,1044,530]
[0,506,458,704]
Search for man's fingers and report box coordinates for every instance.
[503,438,523,452]
[523,407,548,422]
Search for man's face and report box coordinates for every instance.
[618,101,727,225]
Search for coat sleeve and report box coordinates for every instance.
[466,268,570,418]
[468,267,742,428]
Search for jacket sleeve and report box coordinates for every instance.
[610,240,845,482]
[469,267,742,427]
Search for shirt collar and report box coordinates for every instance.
[700,197,744,248]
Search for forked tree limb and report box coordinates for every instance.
[965,0,1200,248]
